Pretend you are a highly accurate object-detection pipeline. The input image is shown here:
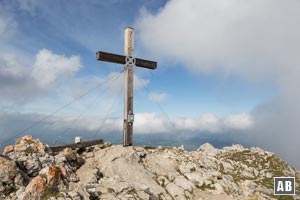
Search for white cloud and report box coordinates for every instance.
[137,0,300,80]
[148,92,168,102]
[134,113,171,134]
[174,113,253,133]
[32,49,82,88]
[72,112,252,134]
[137,0,300,166]
[223,113,253,130]
[175,114,220,133]
[0,48,84,105]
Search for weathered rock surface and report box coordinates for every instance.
[1,135,300,200]
[4,135,52,177]
[1,135,84,200]
[0,156,29,196]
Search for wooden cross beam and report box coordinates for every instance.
[96,27,157,146]
[96,52,157,70]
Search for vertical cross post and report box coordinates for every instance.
[96,27,157,147]
[123,27,134,146]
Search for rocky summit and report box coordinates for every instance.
[0,135,299,200]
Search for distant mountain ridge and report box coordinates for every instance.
[0,135,299,200]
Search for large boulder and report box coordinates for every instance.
[77,145,167,199]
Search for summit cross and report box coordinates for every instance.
[96,27,157,146]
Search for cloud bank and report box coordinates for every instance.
[137,0,300,166]
[0,111,252,147]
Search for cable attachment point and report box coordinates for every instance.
[125,56,136,66]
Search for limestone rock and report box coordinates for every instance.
[19,176,45,200]
[165,183,184,198]
[1,136,300,200]
[174,176,194,193]
[68,191,82,200]
[197,142,219,157]
[90,146,166,196]
[0,156,28,196]
[3,135,52,177]
[4,135,51,156]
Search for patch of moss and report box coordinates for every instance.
[197,183,216,191]
[220,150,252,163]
[107,188,115,193]
[24,139,35,145]
[223,187,231,195]
[25,147,35,154]
[39,173,47,179]
[218,149,300,199]
[157,193,166,200]
[175,166,184,177]
[254,178,273,189]
[295,178,300,196]
[41,186,63,200]
[127,188,137,195]
[177,149,184,154]
[161,178,166,188]
[271,195,294,200]
[190,167,196,172]
[221,151,293,179]
[144,146,156,150]
[231,173,245,183]
[161,146,174,150]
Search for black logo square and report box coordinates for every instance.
[274,177,295,195]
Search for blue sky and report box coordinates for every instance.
[1,0,300,166]
[0,0,271,117]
